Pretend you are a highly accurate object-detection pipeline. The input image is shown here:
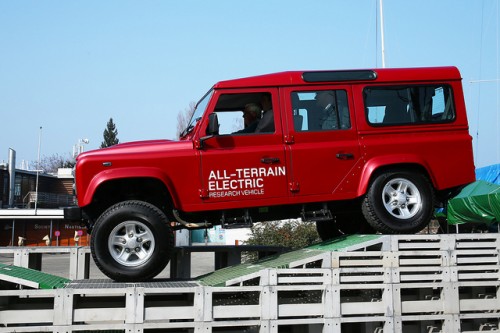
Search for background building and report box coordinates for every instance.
[0,164,74,209]
[0,149,80,247]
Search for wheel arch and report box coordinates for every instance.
[357,158,435,197]
[82,168,180,220]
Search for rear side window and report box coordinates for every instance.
[364,85,455,125]
[291,90,351,132]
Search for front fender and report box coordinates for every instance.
[80,167,180,208]
[356,155,434,196]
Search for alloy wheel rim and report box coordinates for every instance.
[382,178,422,220]
[108,220,155,267]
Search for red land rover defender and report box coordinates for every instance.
[65,67,475,281]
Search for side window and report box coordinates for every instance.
[364,85,455,126]
[291,90,351,132]
[215,110,247,135]
[211,92,274,135]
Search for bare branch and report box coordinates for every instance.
[176,101,196,139]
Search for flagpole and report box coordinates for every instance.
[34,126,42,214]
[379,0,386,68]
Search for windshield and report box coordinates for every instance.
[181,89,213,137]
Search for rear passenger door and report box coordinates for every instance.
[281,86,362,200]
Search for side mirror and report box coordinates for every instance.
[196,113,219,150]
[206,113,219,136]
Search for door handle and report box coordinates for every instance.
[261,157,280,164]
[336,153,354,160]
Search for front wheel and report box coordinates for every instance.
[362,171,434,234]
[91,200,174,282]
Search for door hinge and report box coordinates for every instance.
[289,181,300,192]
[284,135,295,144]
[199,189,209,199]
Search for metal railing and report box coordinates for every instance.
[22,191,75,208]
[0,234,499,332]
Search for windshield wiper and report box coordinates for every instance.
[180,124,194,138]
[180,117,201,138]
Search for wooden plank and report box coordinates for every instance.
[213,305,260,319]
[340,302,386,316]
[145,306,196,320]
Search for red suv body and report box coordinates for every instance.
[65,66,475,281]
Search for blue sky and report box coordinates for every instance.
[0,0,499,168]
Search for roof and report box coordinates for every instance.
[213,66,462,89]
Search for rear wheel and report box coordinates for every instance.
[91,200,174,281]
[316,220,343,241]
[362,171,434,234]
[316,210,375,241]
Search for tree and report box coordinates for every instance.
[33,153,75,174]
[101,118,119,148]
[176,102,196,139]
[243,220,320,262]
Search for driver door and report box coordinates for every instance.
[197,88,290,208]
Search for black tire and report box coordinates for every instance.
[362,171,434,234]
[316,220,343,241]
[90,200,174,282]
[316,210,375,241]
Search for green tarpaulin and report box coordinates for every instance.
[447,180,500,225]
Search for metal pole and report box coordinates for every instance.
[379,0,386,68]
[469,79,500,83]
[35,126,42,214]
[49,220,53,246]
[11,220,15,247]
[8,149,16,208]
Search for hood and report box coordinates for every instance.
[77,139,192,159]
[111,139,174,148]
